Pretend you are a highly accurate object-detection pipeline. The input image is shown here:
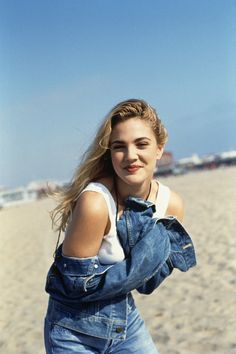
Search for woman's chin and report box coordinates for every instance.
[118,174,149,186]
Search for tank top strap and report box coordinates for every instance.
[80,182,117,233]
[153,180,171,218]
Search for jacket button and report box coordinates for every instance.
[116,327,124,333]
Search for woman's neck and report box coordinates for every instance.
[114,179,152,205]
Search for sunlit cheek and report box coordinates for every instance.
[111,152,123,161]
[111,153,123,169]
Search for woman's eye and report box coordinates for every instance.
[111,145,125,150]
[137,143,149,149]
[111,142,149,150]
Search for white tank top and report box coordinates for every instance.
[81,181,170,265]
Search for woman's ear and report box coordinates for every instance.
[156,146,164,160]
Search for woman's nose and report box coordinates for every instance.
[125,146,137,161]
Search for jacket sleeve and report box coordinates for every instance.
[46,218,196,302]
[46,220,171,302]
[116,205,196,296]
[137,217,196,294]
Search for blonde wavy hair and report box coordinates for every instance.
[51,98,168,232]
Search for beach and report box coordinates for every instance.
[0,167,236,354]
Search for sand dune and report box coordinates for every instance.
[0,167,236,354]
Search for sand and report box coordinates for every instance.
[0,166,236,354]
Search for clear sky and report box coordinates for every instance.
[1,0,236,188]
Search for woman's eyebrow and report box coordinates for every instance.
[135,137,151,142]
[110,137,151,146]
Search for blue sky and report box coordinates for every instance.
[0,0,236,188]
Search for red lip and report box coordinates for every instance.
[125,165,142,172]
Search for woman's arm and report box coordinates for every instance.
[62,191,109,258]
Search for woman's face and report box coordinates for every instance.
[110,118,163,186]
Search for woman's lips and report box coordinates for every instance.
[125,165,142,173]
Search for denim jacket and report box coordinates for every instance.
[45,197,196,340]
[117,197,196,294]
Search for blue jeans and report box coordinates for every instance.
[44,297,159,354]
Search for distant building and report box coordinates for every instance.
[177,154,202,169]
[176,150,236,171]
[218,150,236,166]
[0,187,38,208]
[0,179,67,209]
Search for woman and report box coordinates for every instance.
[44,99,196,353]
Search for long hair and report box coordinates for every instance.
[50,98,168,232]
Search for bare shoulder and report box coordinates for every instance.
[62,191,109,258]
[167,189,184,222]
[73,190,108,219]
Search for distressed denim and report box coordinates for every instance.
[45,197,196,342]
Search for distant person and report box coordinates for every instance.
[44,98,196,353]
